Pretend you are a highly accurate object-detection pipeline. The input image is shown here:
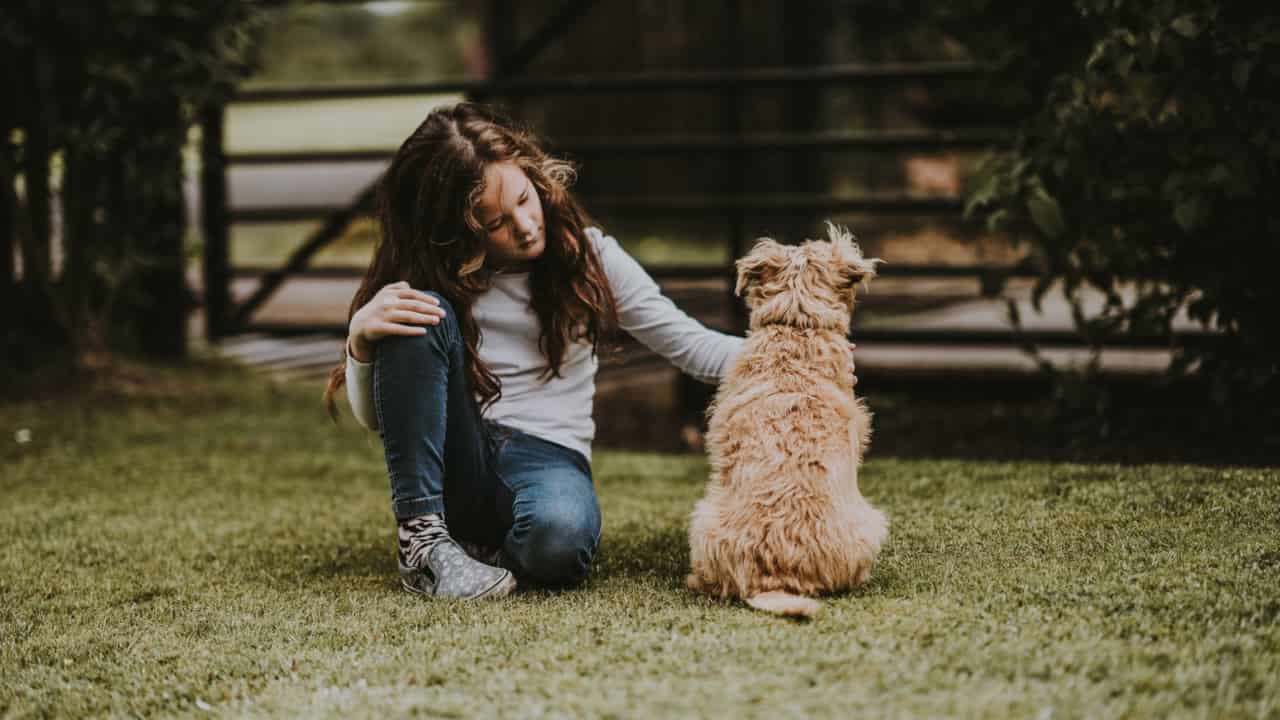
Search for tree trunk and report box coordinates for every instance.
[0,124,14,309]
[8,47,68,374]
[0,121,22,378]
[126,94,189,359]
[20,122,53,296]
[59,145,114,365]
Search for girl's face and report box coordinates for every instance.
[474,161,545,272]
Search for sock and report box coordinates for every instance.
[398,512,450,567]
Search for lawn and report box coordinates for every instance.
[2,359,1277,718]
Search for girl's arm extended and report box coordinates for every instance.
[589,227,744,384]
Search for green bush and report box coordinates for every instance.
[951,1,1280,408]
[1,1,262,373]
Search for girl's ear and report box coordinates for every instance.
[734,238,790,298]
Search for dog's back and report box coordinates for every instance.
[687,225,889,618]
[688,326,884,612]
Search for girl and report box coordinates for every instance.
[323,102,855,600]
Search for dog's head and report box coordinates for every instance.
[734,222,880,332]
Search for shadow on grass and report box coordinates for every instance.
[252,525,698,598]
[588,523,896,610]
[240,533,397,594]
[592,525,689,588]
[298,543,396,579]
[624,371,1280,467]
[864,374,1280,467]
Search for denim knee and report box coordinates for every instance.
[375,292,457,360]
[511,505,599,588]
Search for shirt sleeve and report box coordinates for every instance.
[345,343,380,432]
[588,226,745,384]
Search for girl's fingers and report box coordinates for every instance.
[396,299,445,316]
[397,289,439,305]
[389,310,440,325]
[376,322,428,336]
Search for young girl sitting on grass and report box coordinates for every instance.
[323,102,856,600]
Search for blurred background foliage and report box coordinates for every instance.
[945,0,1280,412]
[1,0,263,378]
[245,1,484,86]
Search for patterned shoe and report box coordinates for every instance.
[398,514,516,600]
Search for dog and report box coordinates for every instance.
[686,222,888,619]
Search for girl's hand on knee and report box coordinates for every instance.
[348,281,447,361]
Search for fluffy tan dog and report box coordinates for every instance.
[687,222,888,619]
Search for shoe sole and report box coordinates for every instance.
[400,569,517,600]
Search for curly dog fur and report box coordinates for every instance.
[687,222,889,619]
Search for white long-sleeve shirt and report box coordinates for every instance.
[345,226,744,459]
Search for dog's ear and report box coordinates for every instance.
[734,238,790,298]
[825,221,881,289]
[839,253,881,289]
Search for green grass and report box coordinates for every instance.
[2,360,1278,718]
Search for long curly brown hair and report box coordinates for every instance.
[322,102,618,419]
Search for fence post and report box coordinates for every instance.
[783,2,823,246]
[723,0,747,335]
[482,0,516,112]
[200,101,230,341]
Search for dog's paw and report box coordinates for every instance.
[686,572,710,594]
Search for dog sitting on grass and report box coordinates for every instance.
[687,222,888,619]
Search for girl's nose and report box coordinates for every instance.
[515,211,537,238]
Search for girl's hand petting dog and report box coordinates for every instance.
[348,281,447,363]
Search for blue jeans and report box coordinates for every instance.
[371,293,602,589]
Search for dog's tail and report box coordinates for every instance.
[745,591,822,619]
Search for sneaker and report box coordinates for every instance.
[397,514,516,600]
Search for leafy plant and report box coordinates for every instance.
[1,1,263,375]
[950,0,1280,410]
